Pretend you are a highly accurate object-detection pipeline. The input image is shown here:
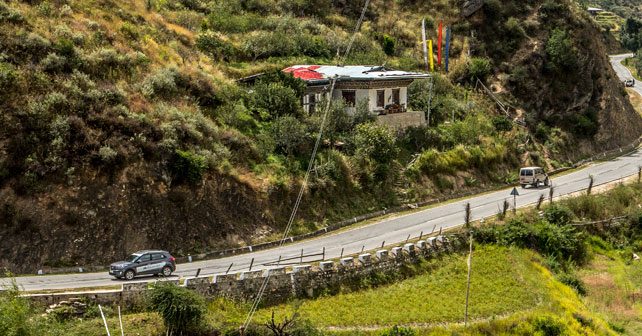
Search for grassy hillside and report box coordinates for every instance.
[0,0,641,271]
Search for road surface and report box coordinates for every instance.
[610,53,642,97]
[4,56,642,292]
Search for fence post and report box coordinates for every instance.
[340,248,344,259]
[322,247,325,261]
[300,249,304,264]
[249,258,254,271]
[226,263,233,274]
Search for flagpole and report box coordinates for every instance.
[422,18,429,72]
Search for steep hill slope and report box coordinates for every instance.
[0,0,640,272]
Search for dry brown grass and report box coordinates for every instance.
[626,88,642,117]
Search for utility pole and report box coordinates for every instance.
[464,232,473,327]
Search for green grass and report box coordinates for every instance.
[580,252,642,336]
[34,313,163,336]
[216,245,550,329]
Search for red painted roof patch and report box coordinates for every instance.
[283,65,324,80]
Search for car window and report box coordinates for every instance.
[521,170,533,176]
[126,254,141,262]
[138,254,151,262]
[152,253,165,260]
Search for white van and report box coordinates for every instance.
[519,167,549,188]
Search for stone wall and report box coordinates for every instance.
[26,234,468,309]
[376,111,426,129]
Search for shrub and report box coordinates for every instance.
[248,82,302,120]
[544,204,574,226]
[382,34,396,56]
[147,282,206,334]
[142,67,180,99]
[0,1,24,24]
[0,280,35,336]
[354,123,398,165]
[270,115,308,157]
[380,325,416,336]
[492,115,513,132]
[546,29,577,71]
[557,272,587,295]
[0,62,16,91]
[467,57,492,82]
[196,31,236,61]
[98,146,118,163]
[169,149,208,185]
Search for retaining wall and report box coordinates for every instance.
[26,234,468,308]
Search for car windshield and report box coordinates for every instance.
[125,254,141,262]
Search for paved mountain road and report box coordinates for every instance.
[610,53,642,97]
[3,57,642,292]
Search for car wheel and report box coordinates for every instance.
[161,266,172,277]
[520,184,526,188]
[124,269,135,280]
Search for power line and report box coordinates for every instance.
[241,0,372,330]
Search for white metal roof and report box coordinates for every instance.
[283,65,431,83]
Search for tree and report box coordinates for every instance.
[249,82,302,120]
[270,115,308,156]
[147,282,206,335]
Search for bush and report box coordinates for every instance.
[546,29,577,71]
[248,82,302,120]
[382,34,396,56]
[492,115,513,132]
[544,204,574,226]
[147,282,206,334]
[196,31,236,61]
[557,272,587,295]
[354,123,398,165]
[270,115,308,157]
[467,57,492,82]
[142,67,180,99]
[0,62,16,91]
[380,325,416,336]
[0,280,35,336]
[169,149,208,185]
[474,218,588,264]
[0,2,24,24]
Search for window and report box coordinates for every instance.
[376,90,385,107]
[308,94,316,114]
[392,88,400,104]
[342,90,356,106]
[520,169,533,176]
[152,253,165,260]
[138,254,151,262]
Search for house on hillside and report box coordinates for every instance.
[282,65,431,128]
[587,7,604,16]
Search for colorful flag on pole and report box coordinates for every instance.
[445,26,451,73]
[437,21,443,68]
[428,39,434,72]
[422,19,429,72]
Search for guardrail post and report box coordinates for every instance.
[340,248,344,259]
[226,263,233,275]
[322,247,325,261]
[249,258,254,271]
[195,268,201,278]
[300,249,304,263]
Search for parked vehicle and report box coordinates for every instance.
[624,79,635,87]
[519,167,549,188]
[109,250,176,280]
